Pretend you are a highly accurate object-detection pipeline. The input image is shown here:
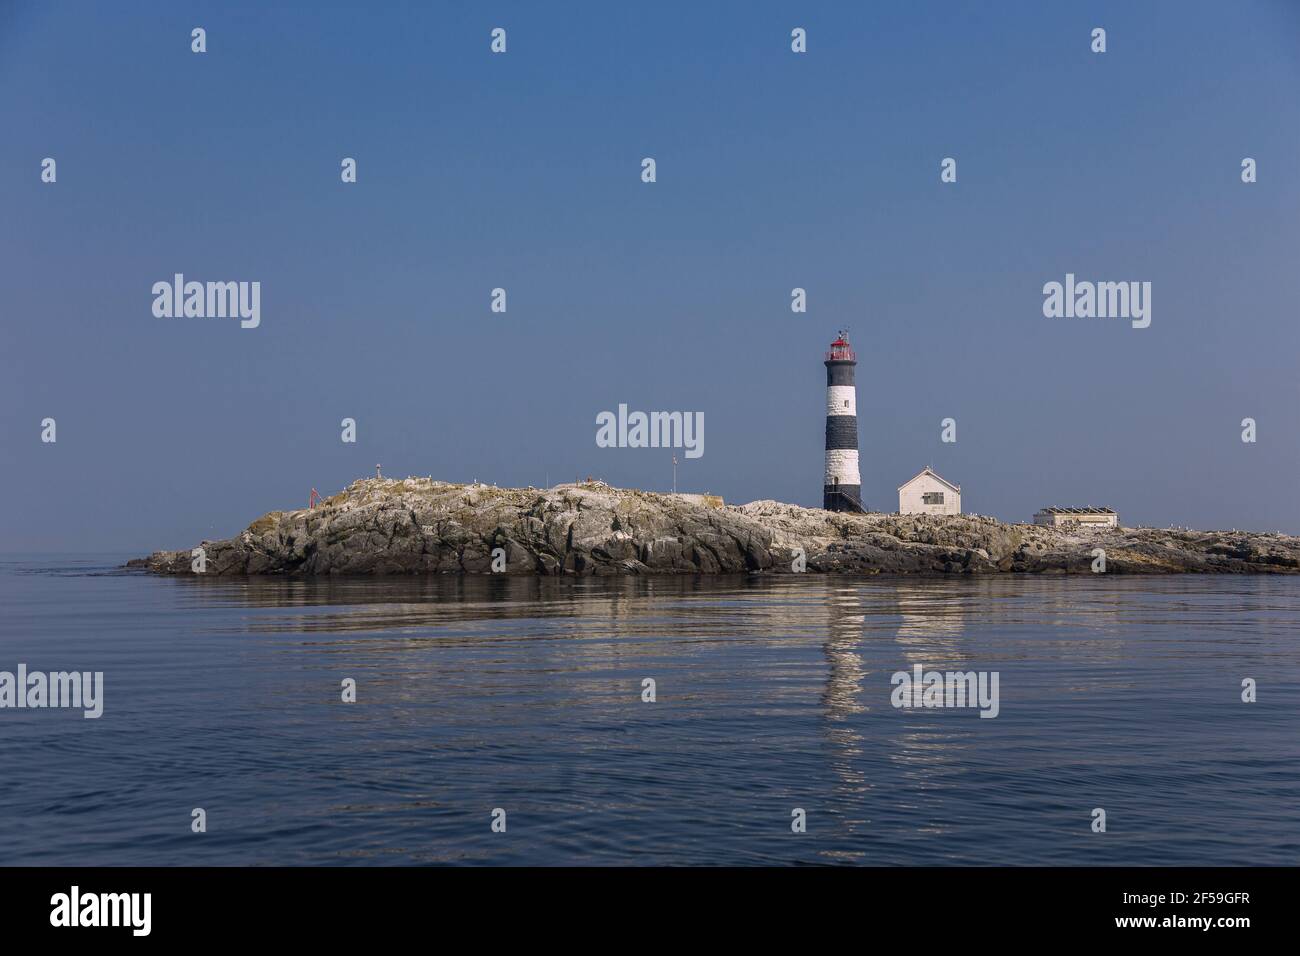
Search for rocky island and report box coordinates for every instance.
[130,477,1300,577]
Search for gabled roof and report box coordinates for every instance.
[897,467,960,493]
[1035,506,1116,515]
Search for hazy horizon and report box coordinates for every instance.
[3,0,1299,552]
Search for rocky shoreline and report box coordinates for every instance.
[131,477,1300,577]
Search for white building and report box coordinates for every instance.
[1033,507,1119,528]
[897,467,961,515]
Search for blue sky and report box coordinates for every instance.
[2,0,1298,551]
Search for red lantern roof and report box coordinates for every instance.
[825,332,856,362]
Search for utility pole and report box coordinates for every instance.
[672,455,677,494]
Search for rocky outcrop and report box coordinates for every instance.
[131,477,1300,576]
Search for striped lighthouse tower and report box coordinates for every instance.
[823,331,864,512]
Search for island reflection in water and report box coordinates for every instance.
[2,566,1297,865]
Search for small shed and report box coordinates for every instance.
[898,467,961,515]
[1033,507,1119,528]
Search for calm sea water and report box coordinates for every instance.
[1,555,1297,866]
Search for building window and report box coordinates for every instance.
[844,400,849,407]
[923,492,944,505]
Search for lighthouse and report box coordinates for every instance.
[823,331,864,512]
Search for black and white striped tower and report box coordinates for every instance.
[823,331,863,511]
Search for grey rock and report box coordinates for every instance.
[130,478,1300,577]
